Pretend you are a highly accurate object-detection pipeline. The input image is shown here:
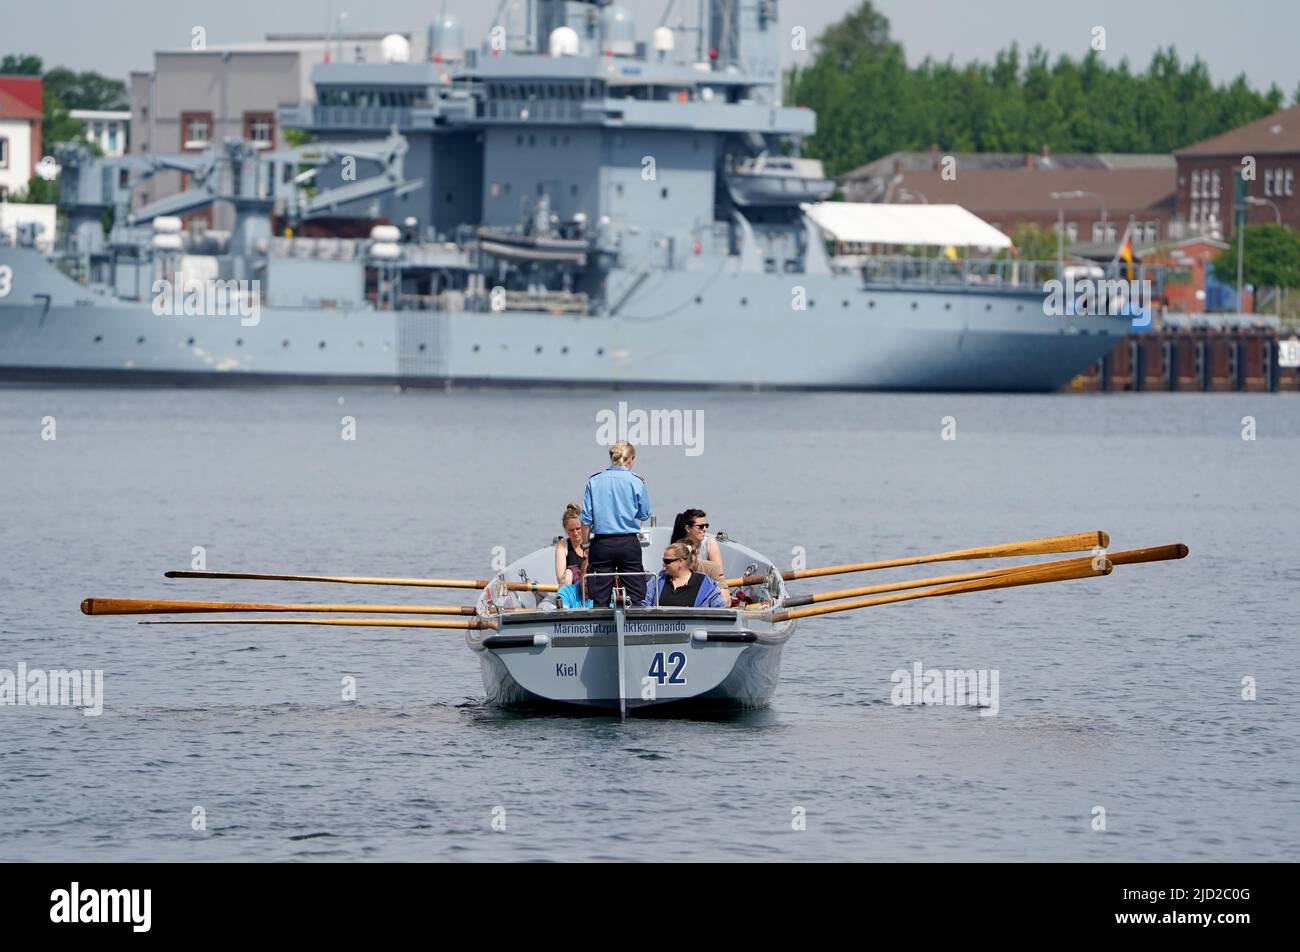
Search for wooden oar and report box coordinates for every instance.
[138,616,495,630]
[768,556,1111,622]
[727,530,1109,588]
[81,597,481,617]
[163,569,558,593]
[780,543,1187,609]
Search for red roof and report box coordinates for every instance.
[0,86,43,121]
[0,75,43,114]
[1175,104,1300,157]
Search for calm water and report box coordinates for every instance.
[1,386,1297,861]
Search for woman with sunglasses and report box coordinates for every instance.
[672,509,722,566]
[645,542,726,608]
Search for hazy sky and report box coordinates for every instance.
[5,0,1298,95]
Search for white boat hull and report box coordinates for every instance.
[469,607,794,714]
[467,528,795,715]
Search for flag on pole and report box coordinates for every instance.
[1118,234,1135,281]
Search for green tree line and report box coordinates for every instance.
[1,53,128,202]
[790,2,1289,177]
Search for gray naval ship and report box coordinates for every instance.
[0,0,1136,391]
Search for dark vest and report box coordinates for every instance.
[659,572,704,607]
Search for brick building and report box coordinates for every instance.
[1173,104,1300,239]
[838,148,1176,255]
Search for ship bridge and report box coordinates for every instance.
[278,0,817,253]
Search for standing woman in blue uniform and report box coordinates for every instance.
[580,441,652,607]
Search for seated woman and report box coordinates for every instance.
[672,509,723,565]
[645,542,727,608]
[681,538,731,607]
[554,502,587,586]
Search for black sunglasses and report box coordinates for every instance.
[663,557,683,565]
[690,522,709,530]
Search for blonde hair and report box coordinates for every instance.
[609,441,636,466]
[562,502,582,527]
[664,542,693,563]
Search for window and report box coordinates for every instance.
[1091,222,1104,242]
[1286,169,1295,197]
[1066,222,1078,242]
[0,186,7,200]
[107,125,119,151]
[1264,169,1274,196]
[1191,170,1201,198]
[0,136,8,168]
[181,112,212,149]
[1144,221,1158,242]
[244,113,275,148]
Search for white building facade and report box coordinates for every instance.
[70,109,131,157]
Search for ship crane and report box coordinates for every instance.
[55,133,423,261]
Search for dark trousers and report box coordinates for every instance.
[585,534,647,607]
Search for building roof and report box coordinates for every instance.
[0,75,43,116]
[0,86,42,121]
[1175,104,1300,157]
[69,109,131,121]
[882,166,1176,216]
[802,202,1012,248]
[840,150,1174,183]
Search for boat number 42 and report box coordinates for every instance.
[647,651,687,685]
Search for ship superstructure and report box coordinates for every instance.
[0,0,1139,390]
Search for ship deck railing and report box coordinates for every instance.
[848,255,1161,294]
[396,289,589,315]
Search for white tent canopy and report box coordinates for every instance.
[801,202,1012,250]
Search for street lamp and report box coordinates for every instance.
[1246,196,1284,316]
[1246,195,1282,226]
[1050,190,1109,267]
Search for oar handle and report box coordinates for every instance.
[768,557,1112,622]
[138,616,498,631]
[725,530,1109,587]
[82,597,479,616]
[163,570,559,593]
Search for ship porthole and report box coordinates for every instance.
[235,338,243,346]
[1016,305,1023,311]
[186,337,195,346]
[596,347,605,356]
[867,301,875,308]
[985,304,992,311]
[137,336,146,344]
[418,343,427,352]
[694,296,702,304]
[319,341,327,349]
[282,340,290,348]
[944,303,951,310]
[910,302,918,309]
[472,344,480,352]
[93,335,103,343]
[535,345,543,354]
[842,300,849,308]
[740,297,748,306]
[561,346,569,354]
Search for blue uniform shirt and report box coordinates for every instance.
[581,465,651,535]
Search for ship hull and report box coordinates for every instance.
[0,247,1130,392]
